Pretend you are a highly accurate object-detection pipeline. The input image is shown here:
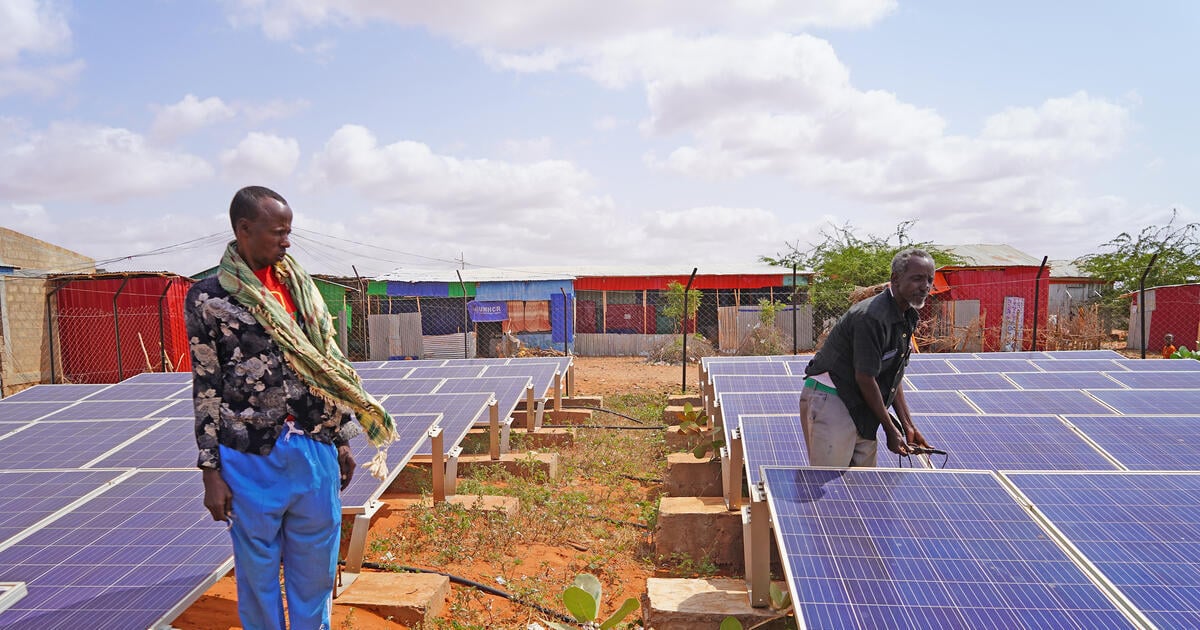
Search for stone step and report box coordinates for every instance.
[544,408,593,425]
[641,578,783,630]
[664,452,722,497]
[562,395,603,408]
[655,496,742,569]
[335,572,449,627]
[662,405,707,426]
[510,427,575,450]
[457,451,559,481]
[667,394,703,407]
[386,494,520,518]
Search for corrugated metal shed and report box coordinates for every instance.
[942,244,1043,268]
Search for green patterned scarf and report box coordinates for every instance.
[218,240,396,479]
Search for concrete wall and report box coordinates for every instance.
[0,228,94,396]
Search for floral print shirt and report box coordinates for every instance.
[186,276,360,470]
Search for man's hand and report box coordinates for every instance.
[883,426,909,456]
[337,445,356,491]
[906,426,931,450]
[202,469,233,523]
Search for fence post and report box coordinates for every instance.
[45,284,63,384]
[1138,253,1159,359]
[681,267,697,394]
[456,270,469,359]
[113,277,130,381]
[1031,257,1047,352]
[792,264,798,355]
[157,279,173,371]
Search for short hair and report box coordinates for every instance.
[229,186,288,229]
[891,248,934,277]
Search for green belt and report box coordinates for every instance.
[803,377,837,395]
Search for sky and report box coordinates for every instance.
[1,1,1196,278]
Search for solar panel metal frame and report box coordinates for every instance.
[898,390,980,414]
[716,391,803,447]
[946,358,1038,373]
[960,389,1116,415]
[340,413,442,511]
[705,361,790,381]
[363,378,444,396]
[1112,358,1200,371]
[405,365,488,380]
[1062,415,1200,470]
[1028,359,1127,373]
[740,415,908,487]
[912,413,1122,471]
[1002,470,1200,628]
[479,363,560,398]
[381,392,493,455]
[1086,389,1200,415]
[761,467,1144,629]
[432,376,532,424]
[905,372,1017,391]
[711,374,805,393]
[897,359,952,375]
[1104,370,1200,389]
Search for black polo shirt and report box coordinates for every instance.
[804,287,919,439]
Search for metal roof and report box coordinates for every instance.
[375,264,804,283]
[942,244,1043,267]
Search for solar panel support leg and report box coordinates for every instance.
[500,418,512,454]
[724,428,744,511]
[744,490,771,608]
[525,385,536,431]
[445,446,462,496]
[534,399,546,430]
[489,402,500,460]
[337,507,377,597]
[430,427,445,503]
[566,364,575,397]
[553,372,562,411]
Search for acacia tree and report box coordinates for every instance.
[1073,210,1200,328]
[761,220,960,318]
[663,280,703,334]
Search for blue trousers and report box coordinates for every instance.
[220,426,340,630]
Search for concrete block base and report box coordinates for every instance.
[563,395,603,408]
[662,404,708,425]
[641,578,780,630]
[667,394,703,408]
[511,427,575,449]
[335,572,449,627]
[387,494,520,517]
[544,408,594,425]
[458,451,559,481]
[664,452,722,497]
[655,497,743,568]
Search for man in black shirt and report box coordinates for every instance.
[802,248,935,466]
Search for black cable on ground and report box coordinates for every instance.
[586,515,652,530]
[572,406,650,424]
[620,473,663,484]
[543,424,667,430]
[349,561,575,624]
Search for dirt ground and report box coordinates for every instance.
[170,356,685,630]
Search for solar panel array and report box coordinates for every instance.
[0,355,570,628]
[707,349,1200,626]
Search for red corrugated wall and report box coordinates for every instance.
[1135,284,1200,350]
[941,267,1049,352]
[55,276,193,383]
[573,274,785,291]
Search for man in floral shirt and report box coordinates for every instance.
[187,186,393,629]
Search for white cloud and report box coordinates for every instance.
[222,0,896,45]
[220,132,301,182]
[500,136,553,161]
[151,94,237,140]
[0,122,213,202]
[593,116,621,132]
[0,0,71,63]
[0,59,83,98]
[240,98,311,123]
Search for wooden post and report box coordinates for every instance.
[553,371,562,412]
[489,401,500,460]
[525,384,536,431]
[430,427,445,503]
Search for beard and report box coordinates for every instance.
[908,295,927,310]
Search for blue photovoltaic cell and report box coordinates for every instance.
[479,363,560,398]
[2,384,108,403]
[155,399,193,418]
[913,414,1118,471]
[350,360,390,369]
[443,358,510,366]
[947,358,1036,373]
[1112,358,1200,372]
[960,389,1113,415]
[85,383,189,401]
[1004,371,1123,390]
[364,378,443,396]
[711,374,804,394]
[434,377,532,419]
[0,420,159,469]
[1006,472,1200,629]
[717,392,802,446]
[0,470,232,630]
[1041,349,1124,359]
[39,400,173,421]
[0,470,126,545]
[406,365,487,379]
[971,351,1051,360]
[1086,389,1200,415]
[900,359,952,375]
[900,391,978,414]
[1064,415,1200,470]
[740,415,904,486]
[341,413,441,509]
[0,401,71,422]
[120,371,191,385]
[705,361,790,379]
[905,373,1016,391]
[783,360,809,376]
[1105,370,1200,390]
[762,468,1136,630]
[1029,359,1125,372]
[353,366,415,380]
[87,419,197,469]
[382,393,492,455]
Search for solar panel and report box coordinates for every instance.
[947,358,1036,373]
[970,351,1051,359]
[406,365,488,379]
[905,373,1016,391]
[85,419,198,469]
[39,400,173,421]
[85,383,189,402]
[899,359,952,375]
[0,422,25,438]
[364,378,444,396]
[716,392,802,446]
[1104,370,1200,389]
[154,399,193,418]
[0,470,232,630]
[960,389,1114,415]
[340,413,441,509]
[0,401,73,423]
[381,358,446,368]
[1085,389,1200,415]
[900,391,978,414]
[1004,371,1123,390]
[353,366,415,380]
[740,415,905,486]
[710,374,804,394]
[1041,349,1124,359]
[783,360,809,376]
[1063,415,1200,470]
[349,360,389,369]
[479,363,560,398]
[1029,359,1125,372]
[0,470,126,545]
[0,420,161,469]
[2,384,108,403]
[382,393,492,455]
[1113,358,1200,372]
[1005,472,1200,629]
[442,358,510,366]
[119,371,191,385]
[913,414,1119,471]
[434,376,532,419]
[761,467,1138,629]
[705,361,790,380]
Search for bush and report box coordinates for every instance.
[646,334,716,365]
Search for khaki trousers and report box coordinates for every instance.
[799,386,878,467]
